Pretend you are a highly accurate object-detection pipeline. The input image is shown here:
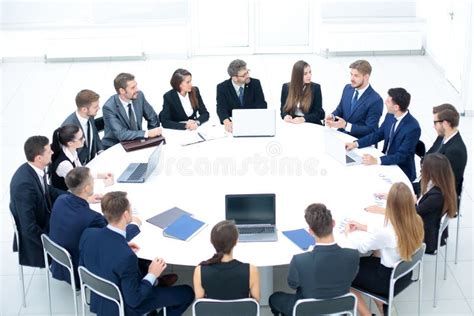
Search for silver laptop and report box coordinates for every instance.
[324,131,362,166]
[117,144,162,183]
[232,109,276,137]
[225,193,278,242]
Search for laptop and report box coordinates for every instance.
[232,109,276,137]
[117,144,162,183]
[324,131,362,166]
[225,193,278,242]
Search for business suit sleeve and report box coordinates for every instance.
[380,124,421,167]
[125,224,141,241]
[303,84,324,124]
[280,83,289,119]
[92,120,105,152]
[117,253,153,308]
[350,95,383,137]
[253,79,267,109]
[287,256,300,290]
[160,93,187,130]
[89,213,108,228]
[416,191,443,216]
[141,93,160,129]
[49,185,66,202]
[195,87,210,125]
[332,86,347,118]
[357,114,389,148]
[216,84,231,123]
[103,104,146,141]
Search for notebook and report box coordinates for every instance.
[146,207,192,229]
[324,130,361,166]
[283,229,316,251]
[117,144,162,183]
[225,193,278,242]
[163,214,207,241]
[232,109,276,137]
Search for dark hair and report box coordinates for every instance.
[349,59,372,75]
[304,203,333,237]
[114,73,135,93]
[421,153,458,217]
[200,220,238,266]
[170,68,198,109]
[101,191,130,223]
[65,167,92,194]
[227,59,247,77]
[24,136,49,162]
[433,103,459,128]
[51,124,81,162]
[388,87,411,112]
[283,60,313,114]
[75,89,100,109]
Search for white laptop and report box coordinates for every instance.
[324,131,362,166]
[117,144,162,183]
[232,109,276,137]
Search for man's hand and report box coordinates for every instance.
[148,127,162,138]
[131,216,142,226]
[223,119,233,133]
[103,173,115,187]
[345,142,357,151]
[326,116,346,129]
[128,242,140,253]
[148,258,167,278]
[88,194,103,204]
[362,154,377,165]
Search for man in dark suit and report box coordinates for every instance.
[346,88,421,181]
[49,167,140,286]
[79,191,194,316]
[62,89,104,164]
[269,203,359,316]
[326,60,383,138]
[216,59,267,132]
[102,73,162,148]
[10,136,65,268]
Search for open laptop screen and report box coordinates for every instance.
[225,194,276,225]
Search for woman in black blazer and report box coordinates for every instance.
[280,60,324,125]
[160,68,210,130]
[417,153,457,253]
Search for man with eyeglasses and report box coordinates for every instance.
[216,59,267,132]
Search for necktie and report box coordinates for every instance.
[386,121,396,152]
[86,120,92,160]
[350,90,359,113]
[128,103,137,130]
[42,172,52,211]
[238,87,244,106]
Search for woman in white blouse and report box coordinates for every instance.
[159,68,210,130]
[50,124,113,190]
[347,182,424,316]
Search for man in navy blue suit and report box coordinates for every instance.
[216,59,267,132]
[49,167,141,287]
[326,60,383,138]
[80,191,194,316]
[346,88,421,181]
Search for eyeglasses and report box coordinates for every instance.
[236,69,250,78]
[433,120,443,125]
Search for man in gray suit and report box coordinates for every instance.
[269,204,359,316]
[62,89,104,164]
[102,73,162,148]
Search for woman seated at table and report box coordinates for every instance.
[280,60,324,125]
[193,220,260,301]
[347,182,424,316]
[159,68,210,130]
[50,124,113,190]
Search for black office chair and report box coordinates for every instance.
[94,116,105,132]
[292,293,357,315]
[10,214,26,307]
[415,140,426,158]
[192,298,259,316]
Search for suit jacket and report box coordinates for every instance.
[280,82,325,125]
[62,112,104,164]
[426,133,467,196]
[49,194,140,285]
[216,78,267,123]
[102,91,160,148]
[357,112,421,181]
[10,163,64,267]
[288,244,359,300]
[159,87,210,130]
[332,84,383,138]
[416,186,444,254]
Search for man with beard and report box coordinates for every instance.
[102,73,161,148]
[216,59,267,133]
[326,60,383,138]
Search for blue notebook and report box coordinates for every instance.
[163,214,207,241]
[283,229,316,250]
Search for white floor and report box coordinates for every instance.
[0,54,472,315]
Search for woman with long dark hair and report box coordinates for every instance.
[159,68,210,130]
[280,60,324,124]
[193,220,260,300]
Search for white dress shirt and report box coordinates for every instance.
[119,97,149,138]
[75,111,93,150]
[28,162,46,191]
[56,146,82,178]
[177,91,194,117]
[345,84,370,132]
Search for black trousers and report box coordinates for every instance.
[269,292,297,316]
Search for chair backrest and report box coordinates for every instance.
[192,298,259,316]
[392,243,426,281]
[10,213,20,251]
[437,213,450,246]
[293,293,357,316]
[40,234,73,270]
[94,116,105,132]
[415,140,426,158]
[78,266,125,316]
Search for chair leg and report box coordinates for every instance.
[455,210,461,264]
[418,264,423,316]
[444,244,448,280]
[19,265,26,307]
[45,266,52,315]
[433,251,439,308]
[71,282,78,316]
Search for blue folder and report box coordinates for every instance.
[282,229,316,250]
[163,214,207,241]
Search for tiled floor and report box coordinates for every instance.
[1,54,472,315]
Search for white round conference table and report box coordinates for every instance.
[87,121,411,303]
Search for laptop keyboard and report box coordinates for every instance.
[238,226,275,234]
[128,163,147,181]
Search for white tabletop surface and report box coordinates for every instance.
[87,121,411,267]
